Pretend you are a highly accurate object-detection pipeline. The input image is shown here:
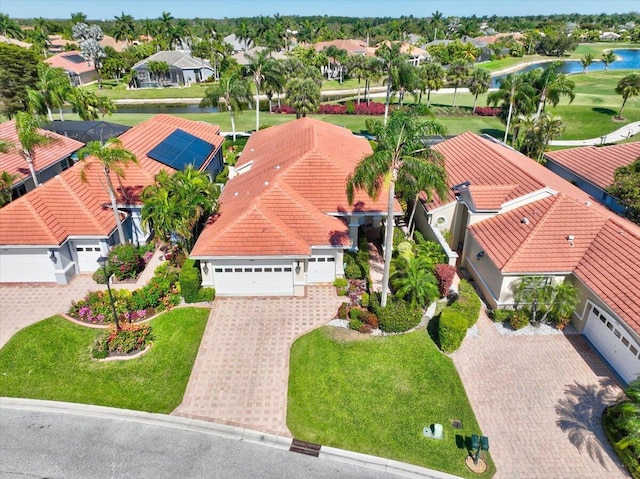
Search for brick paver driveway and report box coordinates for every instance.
[454,310,628,479]
[173,286,341,437]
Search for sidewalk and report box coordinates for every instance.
[549,121,640,146]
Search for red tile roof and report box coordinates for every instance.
[0,115,223,246]
[544,142,640,190]
[44,51,96,74]
[0,120,84,182]
[192,118,399,257]
[313,39,372,56]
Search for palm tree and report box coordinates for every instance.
[0,170,19,207]
[200,72,252,141]
[245,49,282,131]
[346,111,448,307]
[68,88,116,120]
[516,112,565,162]
[615,73,640,119]
[580,53,595,74]
[612,380,640,456]
[488,73,536,143]
[113,12,137,46]
[27,64,71,122]
[531,63,575,117]
[602,51,616,71]
[362,56,382,105]
[421,63,445,108]
[346,55,367,105]
[0,13,24,39]
[391,256,439,307]
[447,60,471,108]
[376,42,403,124]
[431,10,444,41]
[286,77,321,118]
[236,20,253,50]
[70,12,87,25]
[14,111,53,188]
[467,67,491,112]
[77,138,139,244]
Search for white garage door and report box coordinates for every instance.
[75,243,102,272]
[584,303,640,384]
[213,265,293,296]
[307,256,336,283]
[0,249,55,283]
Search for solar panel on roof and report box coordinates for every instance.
[65,54,87,64]
[147,129,214,171]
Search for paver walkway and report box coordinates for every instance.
[173,286,342,437]
[453,309,627,479]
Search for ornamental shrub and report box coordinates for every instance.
[349,318,363,331]
[338,302,349,319]
[179,259,202,303]
[438,309,467,353]
[349,308,361,321]
[474,106,502,117]
[434,264,456,297]
[510,310,530,330]
[345,101,356,114]
[448,280,482,327]
[91,323,153,359]
[490,308,514,322]
[333,277,348,288]
[378,300,422,333]
[360,292,370,307]
[359,310,379,329]
[197,287,216,302]
[108,243,145,281]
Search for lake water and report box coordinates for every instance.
[63,104,218,115]
[490,49,640,87]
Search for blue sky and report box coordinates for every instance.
[1,0,638,20]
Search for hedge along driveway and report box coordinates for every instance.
[0,308,209,413]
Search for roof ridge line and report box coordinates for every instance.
[23,195,61,245]
[59,174,111,233]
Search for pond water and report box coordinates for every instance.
[490,48,640,87]
[63,104,218,115]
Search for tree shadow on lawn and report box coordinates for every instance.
[479,128,503,139]
[592,107,618,116]
[555,377,624,471]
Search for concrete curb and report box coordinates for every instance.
[1,397,465,479]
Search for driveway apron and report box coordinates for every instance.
[453,309,627,479]
[173,286,341,437]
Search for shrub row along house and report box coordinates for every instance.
[413,133,640,384]
[0,114,223,284]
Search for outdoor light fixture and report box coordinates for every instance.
[295,261,301,275]
[476,251,485,260]
[48,250,57,263]
[202,262,209,275]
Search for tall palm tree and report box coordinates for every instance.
[376,42,403,124]
[391,256,439,307]
[615,73,640,119]
[70,12,87,25]
[346,111,448,307]
[113,12,137,46]
[0,170,19,207]
[77,138,139,244]
[580,53,595,74]
[488,73,536,143]
[431,10,444,41]
[602,51,616,71]
[286,77,321,118]
[612,380,640,456]
[245,49,282,131]
[0,13,24,39]
[27,64,71,122]
[421,62,445,108]
[447,60,471,108]
[531,63,575,117]
[515,112,565,162]
[235,19,254,50]
[362,56,382,105]
[200,72,252,141]
[346,55,367,105]
[466,66,491,112]
[15,111,54,188]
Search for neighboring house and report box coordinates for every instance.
[42,120,131,144]
[231,46,288,66]
[132,51,214,87]
[0,120,84,198]
[413,132,640,384]
[47,34,128,54]
[312,39,374,57]
[0,34,32,49]
[224,33,253,53]
[600,32,622,41]
[381,41,431,66]
[191,118,402,297]
[0,114,224,284]
[44,51,98,86]
[544,142,640,216]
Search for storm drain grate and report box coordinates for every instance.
[452,419,463,429]
[290,438,321,457]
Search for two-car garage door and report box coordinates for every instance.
[213,264,293,296]
[584,303,640,384]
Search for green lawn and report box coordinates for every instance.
[0,308,209,413]
[288,327,495,478]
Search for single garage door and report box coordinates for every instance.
[213,265,293,296]
[75,243,102,272]
[583,303,640,384]
[0,249,55,283]
[307,256,335,283]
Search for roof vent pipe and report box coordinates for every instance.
[521,217,529,224]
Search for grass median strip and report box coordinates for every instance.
[0,308,209,414]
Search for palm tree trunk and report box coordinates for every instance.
[104,167,127,244]
[24,151,39,187]
[58,106,65,121]
[357,78,361,106]
[384,70,392,125]
[427,89,432,108]
[46,106,53,122]
[407,192,420,240]
[255,84,260,131]
[229,106,237,141]
[504,101,514,143]
[472,94,478,113]
[618,98,628,118]
[452,86,458,107]
[536,93,546,117]
[381,179,396,308]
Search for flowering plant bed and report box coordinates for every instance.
[91,323,153,359]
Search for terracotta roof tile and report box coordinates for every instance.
[545,142,640,190]
[0,120,84,182]
[44,51,96,74]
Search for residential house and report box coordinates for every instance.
[223,33,254,53]
[414,132,640,384]
[132,51,214,87]
[44,51,98,86]
[42,120,131,144]
[231,46,288,66]
[544,142,640,216]
[191,118,402,296]
[600,32,622,41]
[0,120,84,198]
[0,115,224,284]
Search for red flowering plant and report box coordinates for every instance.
[91,323,153,359]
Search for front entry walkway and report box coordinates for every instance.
[453,309,627,479]
[173,286,342,437]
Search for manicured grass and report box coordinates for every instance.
[86,82,211,100]
[573,42,639,57]
[287,327,495,478]
[0,308,209,413]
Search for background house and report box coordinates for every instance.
[131,51,214,87]
[44,51,98,86]
[0,115,223,284]
[191,118,401,296]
